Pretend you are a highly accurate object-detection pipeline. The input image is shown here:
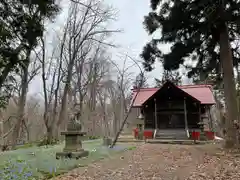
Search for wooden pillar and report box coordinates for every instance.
[0,121,3,145]
[207,106,213,131]
[184,97,189,137]
[142,108,145,130]
[154,98,157,129]
[199,104,201,124]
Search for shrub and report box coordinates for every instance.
[1,144,10,152]
[13,143,34,150]
[88,136,100,140]
[0,159,35,180]
[37,137,59,146]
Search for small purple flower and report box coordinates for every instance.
[111,146,126,151]
[1,159,34,179]
[18,166,23,173]
[12,173,18,179]
[49,166,57,174]
[24,171,33,177]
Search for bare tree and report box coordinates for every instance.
[109,56,136,135]
[110,55,145,148]
[55,0,118,137]
[0,0,120,147]
[40,32,66,143]
[71,41,92,127]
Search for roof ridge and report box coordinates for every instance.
[132,84,212,91]
[179,84,212,88]
[132,87,159,92]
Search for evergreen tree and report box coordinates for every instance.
[0,0,59,83]
[155,70,182,87]
[133,72,148,89]
[141,0,240,147]
[0,0,60,107]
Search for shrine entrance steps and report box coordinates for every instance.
[154,129,189,140]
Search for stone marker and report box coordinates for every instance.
[102,136,112,146]
[56,116,89,159]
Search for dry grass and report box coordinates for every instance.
[55,142,240,180]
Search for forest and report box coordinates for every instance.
[1,0,240,179]
[0,0,240,152]
[0,0,140,150]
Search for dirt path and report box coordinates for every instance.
[56,143,240,180]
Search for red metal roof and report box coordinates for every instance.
[132,84,215,107]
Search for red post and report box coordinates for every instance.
[133,128,139,139]
[191,131,200,143]
[205,131,215,140]
[143,130,153,139]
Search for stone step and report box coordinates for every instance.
[156,134,187,138]
[155,130,188,140]
[156,136,176,139]
[155,137,188,140]
[156,133,186,136]
[156,133,187,136]
[146,139,202,144]
[156,130,186,134]
[118,135,134,139]
[117,139,144,143]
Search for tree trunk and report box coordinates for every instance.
[46,126,54,144]
[41,37,53,144]
[220,23,238,148]
[12,60,29,148]
[236,64,240,114]
[57,58,75,132]
[112,111,118,136]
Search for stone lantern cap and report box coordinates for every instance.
[67,116,82,131]
[60,115,87,136]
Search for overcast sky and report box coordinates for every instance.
[29,0,190,95]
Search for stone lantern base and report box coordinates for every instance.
[56,150,89,159]
[56,131,89,159]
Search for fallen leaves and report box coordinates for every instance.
[55,143,240,180]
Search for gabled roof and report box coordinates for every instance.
[132,82,216,107]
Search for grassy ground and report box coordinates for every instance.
[0,139,136,179]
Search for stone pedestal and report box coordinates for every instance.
[56,116,89,159]
[56,150,89,159]
[102,137,112,146]
[56,131,89,159]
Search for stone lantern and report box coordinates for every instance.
[56,115,89,159]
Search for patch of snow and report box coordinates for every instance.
[215,136,224,140]
[186,129,190,138]
[153,129,157,139]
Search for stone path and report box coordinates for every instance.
[55,143,240,180]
